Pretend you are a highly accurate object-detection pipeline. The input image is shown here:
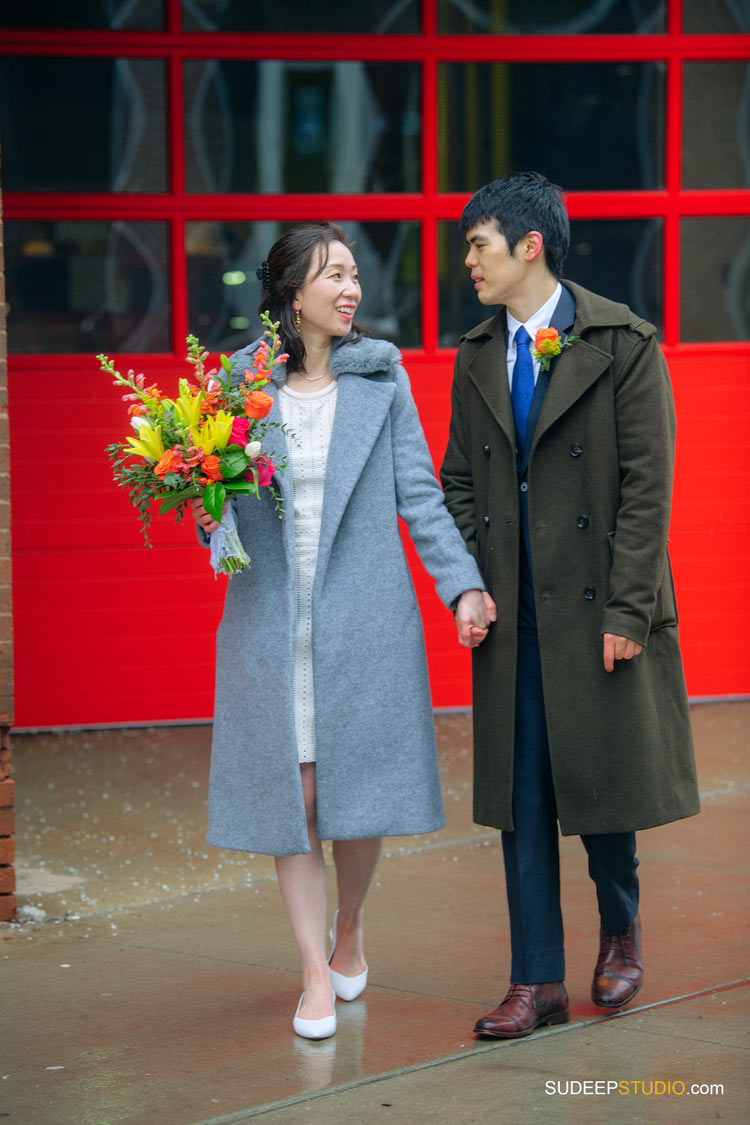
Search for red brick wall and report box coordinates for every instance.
[0,146,16,923]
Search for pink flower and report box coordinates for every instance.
[246,454,275,488]
[256,455,275,487]
[228,417,250,447]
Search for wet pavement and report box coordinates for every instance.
[3,703,748,1123]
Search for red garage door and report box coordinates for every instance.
[2,0,748,726]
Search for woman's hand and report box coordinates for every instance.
[190,496,220,534]
[455,589,497,648]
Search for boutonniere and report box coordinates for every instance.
[530,327,580,372]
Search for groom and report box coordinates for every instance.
[441,172,699,1037]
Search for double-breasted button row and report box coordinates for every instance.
[577,515,589,528]
[570,443,583,457]
[482,444,491,457]
[583,586,596,600]
[483,515,490,527]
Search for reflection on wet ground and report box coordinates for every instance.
[4,704,749,1123]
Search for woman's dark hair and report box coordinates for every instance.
[257,222,367,372]
[459,172,570,280]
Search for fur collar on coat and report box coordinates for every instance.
[231,333,401,387]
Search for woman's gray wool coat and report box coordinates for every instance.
[203,335,484,856]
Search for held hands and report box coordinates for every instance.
[603,633,643,673]
[455,589,497,648]
[190,496,221,534]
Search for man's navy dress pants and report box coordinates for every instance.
[501,627,640,983]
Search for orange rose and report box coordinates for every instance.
[200,454,223,481]
[244,390,274,419]
[154,448,187,480]
[534,327,560,356]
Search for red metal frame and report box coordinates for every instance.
[2,0,749,724]
[2,2,749,354]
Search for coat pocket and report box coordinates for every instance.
[652,549,679,631]
[607,531,679,632]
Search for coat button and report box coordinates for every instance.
[482,444,490,457]
[577,515,589,528]
[570,443,583,457]
[583,586,596,600]
[520,481,528,492]
[483,515,490,527]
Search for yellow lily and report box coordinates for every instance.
[190,410,234,454]
[174,390,204,429]
[125,421,165,461]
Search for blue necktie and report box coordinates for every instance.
[511,325,534,453]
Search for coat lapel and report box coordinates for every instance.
[532,284,612,450]
[521,284,575,469]
[314,374,396,582]
[534,343,613,448]
[466,324,516,451]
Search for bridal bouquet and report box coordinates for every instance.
[99,311,287,574]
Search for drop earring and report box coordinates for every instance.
[295,308,301,331]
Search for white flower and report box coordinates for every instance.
[130,416,153,432]
[245,440,262,458]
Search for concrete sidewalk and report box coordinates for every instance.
[3,703,748,1123]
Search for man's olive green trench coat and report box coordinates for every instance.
[441,281,700,836]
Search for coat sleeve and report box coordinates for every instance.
[439,351,479,560]
[602,328,677,645]
[390,364,484,608]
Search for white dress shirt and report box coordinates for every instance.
[505,282,563,390]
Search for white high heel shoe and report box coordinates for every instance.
[292,989,337,1040]
[329,909,368,1002]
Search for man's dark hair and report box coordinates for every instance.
[460,172,570,280]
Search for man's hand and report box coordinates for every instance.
[455,589,497,648]
[190,496,220,533]
[603,633,643,673]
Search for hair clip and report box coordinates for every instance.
[256,260,276,294]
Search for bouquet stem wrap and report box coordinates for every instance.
[210,504,250,577]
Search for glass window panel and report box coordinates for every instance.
[683,63,750,190]
[439,63,664,192]
[186,221,420,351]
[683,0,750,33]
[184,60,420,194]
[5,221,170,354]
[0,58,167,193]
[681,219,750,343]
[183,0,419,33]
[437,0,665,34]
[438,219,662,346]
[0,0,163,28]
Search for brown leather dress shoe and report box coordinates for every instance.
[592,915,643,1008]
[474,982,570,1038]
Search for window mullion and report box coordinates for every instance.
[663,23,683,347]
[167,46,187,352]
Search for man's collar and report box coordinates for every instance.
[506,282,563,341]
[460,280,633,343]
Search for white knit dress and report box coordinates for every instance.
[279,380,338,764]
